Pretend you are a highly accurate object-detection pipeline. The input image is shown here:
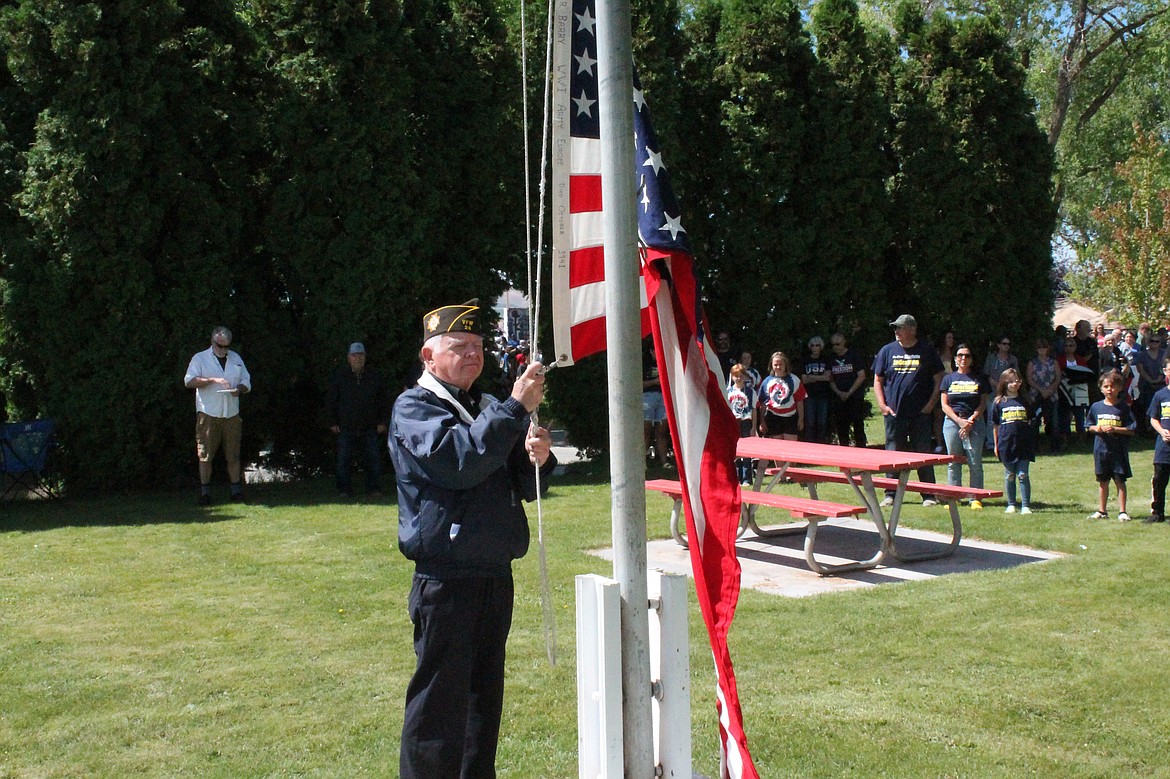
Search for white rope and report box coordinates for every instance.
[521,0,560,666]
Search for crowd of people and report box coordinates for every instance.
[175,303,1169,778]
[689,316,1170,524]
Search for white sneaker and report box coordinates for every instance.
[1019,507,1032,515]
[880,496,894,508]
[921,498,940,507]
[1005,505,1017,514]
[1088,511,1108,520]
[1118,512,1132,522]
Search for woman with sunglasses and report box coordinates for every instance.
[940,345,992,507]
[800,336,833,443]
[1026,338,1063,453]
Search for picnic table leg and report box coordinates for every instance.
[669,497,688,548]
[744,461,812,540]
[841,469,900,552]
[745,512,809,539]
[887,499,963,562]
[802,516,886,575]
[790,463,889,573]
[746,459,789,526]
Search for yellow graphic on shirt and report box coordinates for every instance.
[999,406,1029,424]
[1160,401,1170,420]
[947,379,982,395]
[891,354,921,373]
[1096,412,1125,429]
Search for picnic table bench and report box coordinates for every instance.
[646,478,871,576]
[762,464,1003,565]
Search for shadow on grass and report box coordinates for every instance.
[0,495,243,532]
[0,476,396,532]
[0,463,613,532]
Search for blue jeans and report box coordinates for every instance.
[883,413,936,499]
[337,429,383,494]
[804,396,831,443]
[1002,459,1031,508]
[942,417,985,489]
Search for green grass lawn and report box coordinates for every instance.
[3,434,1170,777]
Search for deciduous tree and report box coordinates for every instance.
[1083,127,1170,322]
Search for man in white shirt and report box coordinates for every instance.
[184,325,251,505]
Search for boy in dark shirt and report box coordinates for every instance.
[1086,370,1136,521]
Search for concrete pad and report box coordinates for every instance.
[591,519,1062,598]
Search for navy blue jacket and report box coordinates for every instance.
[389,379,556,578]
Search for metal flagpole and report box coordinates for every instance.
[596,0,655,774]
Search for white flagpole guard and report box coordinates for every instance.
[649,570,691,777]
[576,574,624,778]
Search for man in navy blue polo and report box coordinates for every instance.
[872,314,944,505]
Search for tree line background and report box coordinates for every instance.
[0,0,1161,486]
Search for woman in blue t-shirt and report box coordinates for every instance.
[939,344,991,506]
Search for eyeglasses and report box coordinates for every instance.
[955,353,972,359]
[999,341,1011,346]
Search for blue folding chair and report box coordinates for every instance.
[1,420,58,500]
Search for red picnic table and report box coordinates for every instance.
[733,438,998,574]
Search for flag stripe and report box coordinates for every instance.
[569,213,606,261]
[568,245,605,287]
[570,174,603,212]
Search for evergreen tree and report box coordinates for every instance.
[804,0,896,349]
[707,0,818,355]
[250,0,525,469]
[0,0,264,489]
[889,4,1055,349]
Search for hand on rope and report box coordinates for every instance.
[526,425,553,467]
[510,361,548,412]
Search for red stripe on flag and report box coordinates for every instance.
[568,308,652,360]
[568,246,605,287]
[569,317,607,359]
[570,174,602,213]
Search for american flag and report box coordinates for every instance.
[550,0,650,365]
[552,0,759,775]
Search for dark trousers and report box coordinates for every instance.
[400,574,514,779]
[1152,463,1170,516]
[831,394,867,447]
[803,396,831,444]
[336,429,382,494]
[883,413,936,500]
[1036,395,1061,451]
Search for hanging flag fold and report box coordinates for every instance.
[552,1,760,774]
